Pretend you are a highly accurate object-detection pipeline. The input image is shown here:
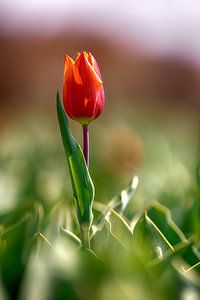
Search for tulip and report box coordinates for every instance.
[63,51,104,125]
[62,52,105,167]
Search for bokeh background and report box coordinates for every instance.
[0,1,200,299]
[0,0,200,208]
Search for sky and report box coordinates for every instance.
[1,0,200,63]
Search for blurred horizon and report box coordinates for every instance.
[1,0,200,123]
[1,0,200,63]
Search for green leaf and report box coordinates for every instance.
[34,232,53,248]
[133,201,189,262]
[112,176,139,215]
[56,92,94,231]
[172,257,200,287]
[93,176,139,233]
[133,211,171,261]
[147,201,187,246]
[104,210,133,249]
[60,227,82,247]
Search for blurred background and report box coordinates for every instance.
[0,0,200,208]
[0,1,200,299]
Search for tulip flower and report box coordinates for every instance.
[63,51,104,125]
[62,51,105,166]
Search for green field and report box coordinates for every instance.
[0,102,199,300]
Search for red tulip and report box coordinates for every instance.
[63,51,105,125]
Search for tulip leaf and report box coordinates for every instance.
[92,176,139,234]
[56,91,94,232]
[60,227,82,247]
[104,210,133,249]
[112,175,139,215]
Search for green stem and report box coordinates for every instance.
[81,225,90,249]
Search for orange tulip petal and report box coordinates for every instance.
[76,52,102,89]
[64,55,74,79]
[73,65,83,85]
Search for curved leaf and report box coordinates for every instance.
[56,92,94,231]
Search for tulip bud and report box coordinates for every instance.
[63,52,105,125]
